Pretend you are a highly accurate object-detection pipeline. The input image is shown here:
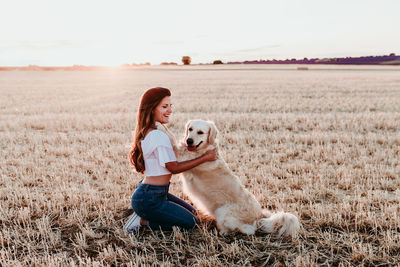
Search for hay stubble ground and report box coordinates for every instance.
[1,65,399,266]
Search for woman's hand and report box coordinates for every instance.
[202,148,219,162]
[166,148,219,174]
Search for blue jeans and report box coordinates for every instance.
[131,182,199,231]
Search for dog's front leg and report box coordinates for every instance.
[155,122,177,146]
[155,122,186,158]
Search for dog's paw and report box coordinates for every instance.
[239,224,256,235]
[155,121,165,132]
[262,209,272,218]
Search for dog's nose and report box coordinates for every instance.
[186,138,194,146]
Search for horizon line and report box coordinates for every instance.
[1,53,398,68]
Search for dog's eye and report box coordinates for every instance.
[189,128,193,132]
[197,131,204,135]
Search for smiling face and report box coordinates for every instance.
[185,120,218,152]
[153,96,172,124]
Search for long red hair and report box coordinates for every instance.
[129,87,171,173]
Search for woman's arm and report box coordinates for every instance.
[165,149,218,174]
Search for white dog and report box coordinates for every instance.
[157,120,300,237]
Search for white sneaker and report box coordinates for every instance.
[123,212,141,233]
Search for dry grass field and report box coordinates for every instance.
[1,65,399,266]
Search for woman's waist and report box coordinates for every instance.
[144,161,172,177]
[142,174,172,186]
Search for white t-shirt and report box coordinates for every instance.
[141,130,177,176]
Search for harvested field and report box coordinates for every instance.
[1,65,399,266]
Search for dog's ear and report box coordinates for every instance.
[185,120,192,138]
[207,121,218,145]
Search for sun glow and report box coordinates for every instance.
[1,0,399,66]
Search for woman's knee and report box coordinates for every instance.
[183,214,199,229]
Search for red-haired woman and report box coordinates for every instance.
[124,87,218,233]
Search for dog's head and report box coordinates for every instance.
[184,120,218,152]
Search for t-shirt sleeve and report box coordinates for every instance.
[155,146,177,167]
[142,130,177,167]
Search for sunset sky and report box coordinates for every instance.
[1,0,399,66]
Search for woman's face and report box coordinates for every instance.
[153,96,172,124]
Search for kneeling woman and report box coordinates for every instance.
[124,87,218,233]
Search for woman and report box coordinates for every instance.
[124,87,218,233]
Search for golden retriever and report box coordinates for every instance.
[156,120,300,237]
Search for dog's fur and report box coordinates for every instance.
[157,120,300,237]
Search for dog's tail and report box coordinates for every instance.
[257,210,300,238]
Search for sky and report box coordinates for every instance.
[0,0,399,66]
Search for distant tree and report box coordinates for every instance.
[389,53,396,56]
[132,62,151,66]
[182,56,191,65]
[303,57,308,61]
[213,60,223,64]
[160,62,178,66]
